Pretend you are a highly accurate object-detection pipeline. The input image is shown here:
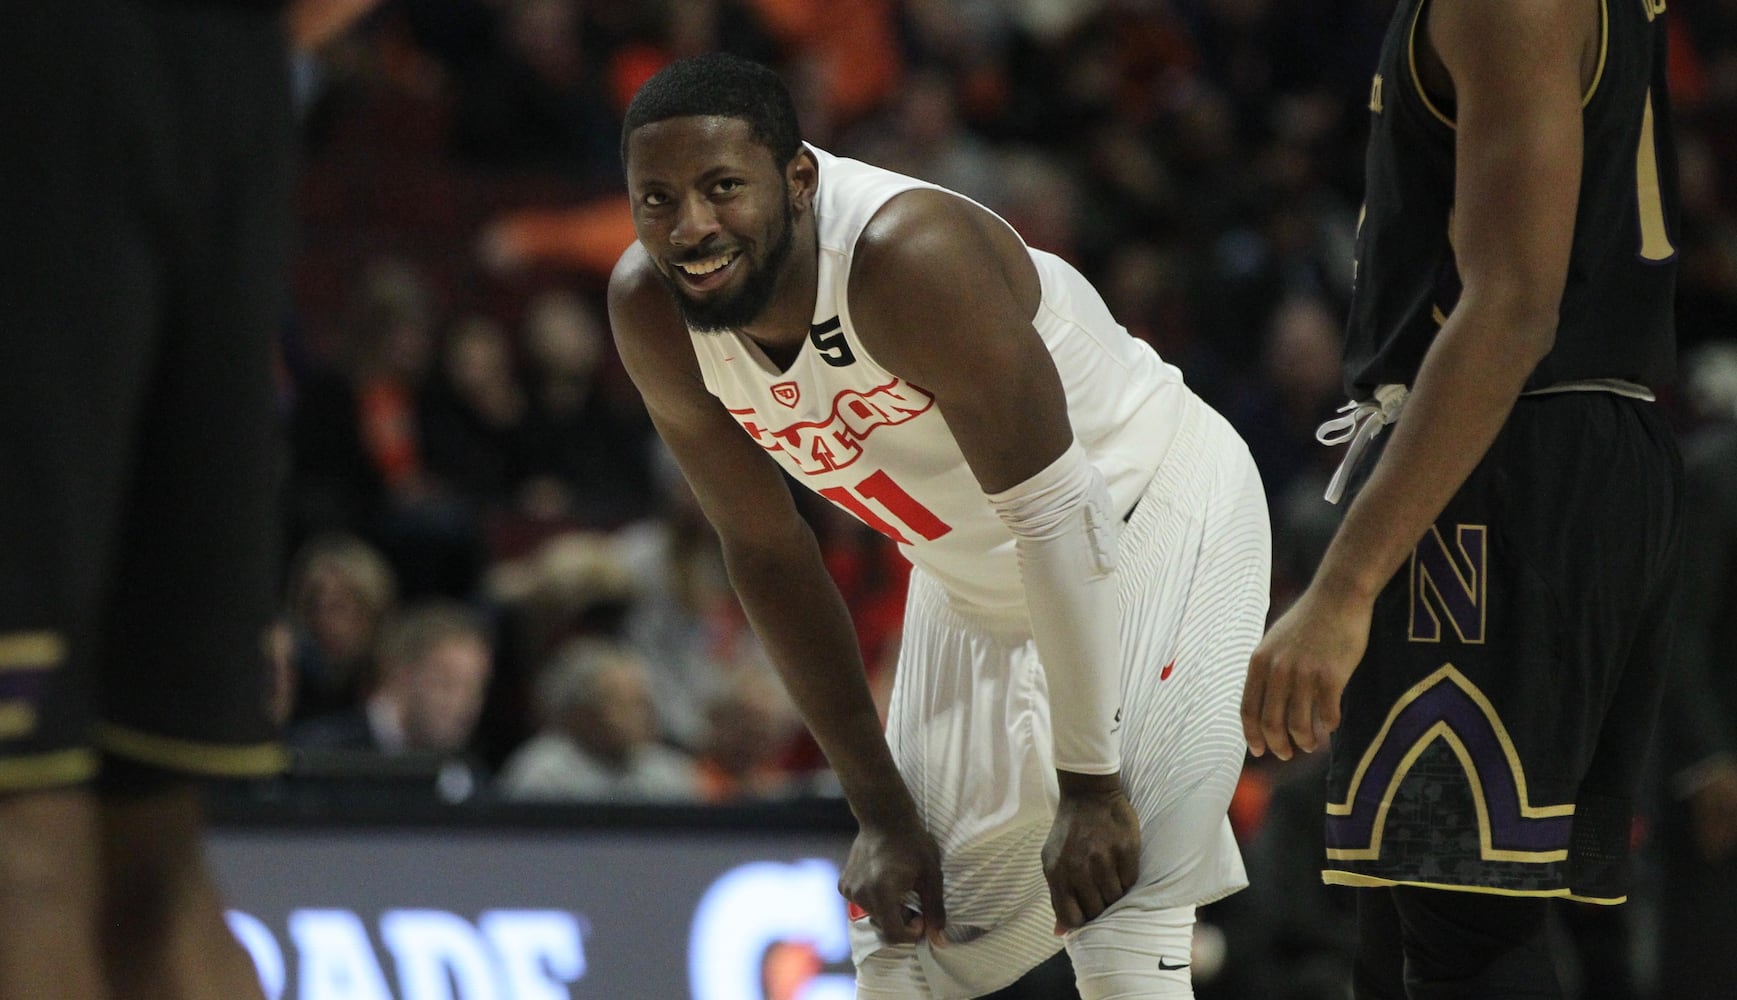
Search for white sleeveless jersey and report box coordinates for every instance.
[690,145,1194,613]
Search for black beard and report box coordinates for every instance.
[659,198,795,333]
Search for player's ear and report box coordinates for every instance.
[788,149,818,213]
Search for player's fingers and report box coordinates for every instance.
[1092,853,1128,915]
[866,886,918,945]
[1316,677,1344,733]
[1071,876,1108,924]
[1116,841,1140,892]
[1048,871,1085,934]
[1287,676,1320,754]
[1242,653,1270,756]
[918,868,948,946]
[1258,666,1296,761]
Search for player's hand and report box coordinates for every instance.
[1242,583,1372,760]
[1044,772,1141,934]
[839,819,947,947]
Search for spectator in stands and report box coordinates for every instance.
[496,637,696,802]
[283,533,398,721]
[420,315,536,514]
[290,600,494,770]
[1651,342,1737,1000]
[692,668,800,803]
[519,289,657,528]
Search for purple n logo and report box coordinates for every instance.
[1409,524,1487,644]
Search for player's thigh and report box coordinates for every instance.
[1065,900,1196,1000]
[1114,412,1267,897]
[0,1,169,793]
[854,944,932,1000]
[94,5,293,784]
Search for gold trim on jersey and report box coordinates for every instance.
[1636,87,1676,261]
[1322,871,1627,905]
[94,723,287,777]
[1407,1,1455,129]
[1583,0,1610,109]
[1325,665,1574,863]
[0,631,65,671]
[1408,0,1610,125]
[1370,74,1385,114]
[1640,0,1666,23]
[0,749,99,791]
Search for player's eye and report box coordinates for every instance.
[713,178,745,196]
[641,191,670,208]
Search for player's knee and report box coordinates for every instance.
[1066,902,1197,1000]
[0,788,101,906]
[98,779,215,916]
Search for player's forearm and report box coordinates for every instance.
[990,442,1124,775]
[722,536,922,830]
[1314,301,1552,604]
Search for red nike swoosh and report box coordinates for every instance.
[1160,659,1176,680]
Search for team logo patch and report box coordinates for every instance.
[771,382,801,408]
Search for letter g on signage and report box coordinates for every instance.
[689,860,853,1000]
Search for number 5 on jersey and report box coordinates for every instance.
[821,471,952,544]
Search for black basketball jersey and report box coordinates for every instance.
[1343,0,1679,395]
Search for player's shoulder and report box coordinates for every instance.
[606,242,694,379]
[608,242,663,318]
[859,188,989,257]
[852,187,1017,296]
[608,244,680,340]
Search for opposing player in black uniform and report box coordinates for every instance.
[1242,0,1682,996]
[0,2,373,998]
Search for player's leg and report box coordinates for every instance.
[1066,402,1270,1000]
[89,7,293,999]
[0,792,105,1000]
[1351,888,1407,1000]
[1386,889,1558,999]
[1063,901,1196,1000]
[0,1,177,994]
[853,570,1061,998]
[853,944,934,1000]
[95,772,263,1000]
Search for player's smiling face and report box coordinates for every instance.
[626,116,798,333]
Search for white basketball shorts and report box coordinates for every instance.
[852,399,1271,999]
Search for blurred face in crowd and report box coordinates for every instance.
[572,657,658,765]
[396,635,492,753]
[625,116,799,333]
[524,292,604,381]
[705,675,790,777]
[304,565,379,665]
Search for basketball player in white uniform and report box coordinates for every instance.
[610,54,1270,999]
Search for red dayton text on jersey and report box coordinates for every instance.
[729,378,935,475]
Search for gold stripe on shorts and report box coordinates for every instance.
[0,632,66,671]
[95,723,287,777]
[0,749,100,791]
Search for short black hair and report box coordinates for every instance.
[621,53,801,168]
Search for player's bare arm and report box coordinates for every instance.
[608,245,946,945]
[1243,0,1599,760]
[847,190,1142,932]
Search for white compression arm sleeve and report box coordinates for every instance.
[987,441,1123,775]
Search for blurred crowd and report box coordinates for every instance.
[249,0,1737,996]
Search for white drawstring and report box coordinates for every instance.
[1316,383,1409,504]
[1313,379,1653,505]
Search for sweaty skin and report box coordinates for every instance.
[611,115,1139,941]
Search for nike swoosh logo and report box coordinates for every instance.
[1158,959,1190,971]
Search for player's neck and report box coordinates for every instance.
[737,212,819,367]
